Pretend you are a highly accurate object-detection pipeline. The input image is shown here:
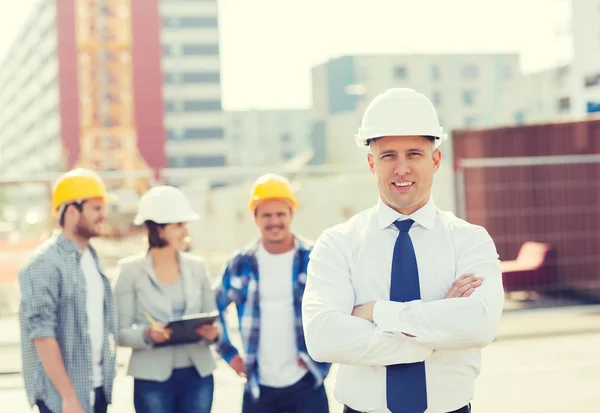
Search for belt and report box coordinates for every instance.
[343,404,471,413]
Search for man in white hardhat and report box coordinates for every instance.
[302,88,504,413]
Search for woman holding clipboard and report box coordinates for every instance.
[114,186,219,413]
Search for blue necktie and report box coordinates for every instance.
[386,219,428,413]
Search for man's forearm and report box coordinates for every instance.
[304,310,432,366]
[33,337,77,400]
[374,295,503,349]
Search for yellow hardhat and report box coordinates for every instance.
[51,168,117,215]
[248,174,297,212]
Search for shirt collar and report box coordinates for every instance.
[375,196,437,231]
[53,230,97,257]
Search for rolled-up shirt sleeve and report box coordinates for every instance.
[302,229,432,366]
[373,225,505,350]
[19,257,60,340]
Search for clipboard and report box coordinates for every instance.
[154,310,219,348]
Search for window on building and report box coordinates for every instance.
[432,91,442,106]
[184,17,218,27]
[503,66,512,81]
[162,17,178,28]
[431,65,441,81]
[464,117,478,127]
[280,133,291,142]
[182,100,221,111]
[164,100,178,112]
[463,90,475,106]
[557,97,571,112]
[168,155,226,168]
[514,111,525,124]
[185,155,227,167]
[164,72,178,84]
[585,73,600,88]
[163,44,183,57]
[556,66,569,87]
[169,157,186,168]
[166,128,224,140]
[181,72,220,83]
[163,17,219,28]
[182,44,219,55]
[462,65,479,80]
[393,66,408,80]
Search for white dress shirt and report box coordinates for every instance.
[302,197,504,413]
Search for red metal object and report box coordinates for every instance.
[499,241,557,292]
[453,118,600,296]
[55,0,165,177]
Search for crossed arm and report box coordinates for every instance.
[301,227,504,366]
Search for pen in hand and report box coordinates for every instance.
[144,312,171,340]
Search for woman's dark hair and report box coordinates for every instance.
[145,221,168,248]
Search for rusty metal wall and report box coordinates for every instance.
[452,118,600,295]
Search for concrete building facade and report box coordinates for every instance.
[0,0,226,180]
[309,53,520,212]
[224,109,310,167]
[160,0,227,168]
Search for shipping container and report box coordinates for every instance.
[452,117,600,297]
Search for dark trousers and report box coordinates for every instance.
[133,366,214,413]
[243,373,329,413]
[37,387,107,413]
[343,403,471,413]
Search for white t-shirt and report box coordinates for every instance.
[256,242,307,387]
[80,249,105,388]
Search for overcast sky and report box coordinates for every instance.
[0,0,572,110]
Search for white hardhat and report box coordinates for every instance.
[355,88,447,149]
[133,185,200,226]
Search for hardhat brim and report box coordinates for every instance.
[52,192,118,216]
[133,212,201,226]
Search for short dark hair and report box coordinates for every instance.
[367,135,436,146]
[59,201,85,227]
[145,221,168,248]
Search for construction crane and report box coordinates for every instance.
[75,0,151,195]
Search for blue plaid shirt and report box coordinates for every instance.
[215,235,331,399]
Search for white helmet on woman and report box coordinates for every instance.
[355,88,447,149]
[133,185,200,225]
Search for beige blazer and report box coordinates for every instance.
[114,251,218,381]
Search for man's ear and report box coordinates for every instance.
[368,153,375,174]
[433,149,442,171]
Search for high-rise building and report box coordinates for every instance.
[310,54,520,212]
[0,0,166,179]
[0,0,226,181]
[159,0,226,169]
[571,0,600,115]
[224,109,310,167]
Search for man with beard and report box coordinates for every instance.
[19,168,118,413]
[215,174,331,413]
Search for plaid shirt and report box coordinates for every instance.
[215,235,331,400]
[18,232,117,413]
